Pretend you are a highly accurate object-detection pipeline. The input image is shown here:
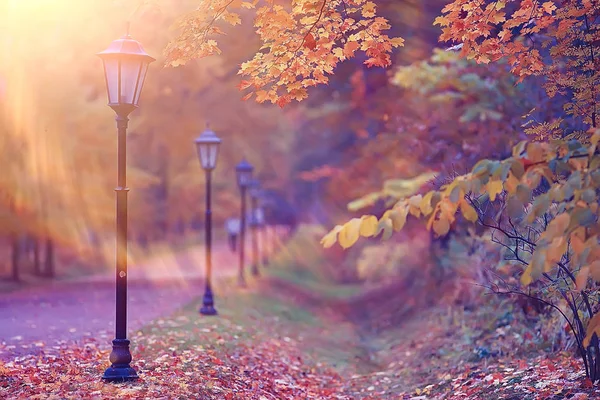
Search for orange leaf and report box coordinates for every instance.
[304,33,317,51]
[343,41,360,58]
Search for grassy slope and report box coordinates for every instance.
[243,225,600,399]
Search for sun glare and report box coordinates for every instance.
[0,0,140,268]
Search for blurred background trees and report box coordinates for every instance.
[0,0,560,294]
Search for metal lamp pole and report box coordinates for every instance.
[235,160,253,286]
[259,209,268,267]
[98,29,155,382]
[249,180,260,277]
[195,124,222,315]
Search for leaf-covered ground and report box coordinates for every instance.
[0,277,361,399]
[3,264,600,399]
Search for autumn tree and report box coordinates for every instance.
[319,0,600,383]
[163,0,405,106]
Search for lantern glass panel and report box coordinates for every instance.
[120,58,143,104]
[103,58,120,104]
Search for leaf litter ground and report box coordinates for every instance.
[3,274,600,399]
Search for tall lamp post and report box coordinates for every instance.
[195,124,221,315]
[235,159,253,286]
[98,30,155,382]
[257,207,268,267]
[248,180,261,277]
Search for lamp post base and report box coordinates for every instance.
[200,305,218,315]
[102,339,138,382]
[102,365,138,382]
[200,286,217,316]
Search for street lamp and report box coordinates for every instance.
[235,159,253,286]
[248,179,261,277]
[98,29,155,382]
[257,206,268,267]
[195,123,221,316]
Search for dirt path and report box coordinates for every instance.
[0,242,238,358]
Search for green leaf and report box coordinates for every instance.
[510,159,525,179]
[569,207,596,230]
[472,160,491,176]
[515,184,532,204]
[450,186,462,203]
[507,196,524,218]
[581,189,596,204]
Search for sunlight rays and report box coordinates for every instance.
[0,0,143,267]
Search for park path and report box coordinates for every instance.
[0,242,238,358]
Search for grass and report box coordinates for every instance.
[136,279,370,376]
[263,224,363,300]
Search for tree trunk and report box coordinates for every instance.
[44,238,55,278]
[33,237,41,276]
[11,234,20,281]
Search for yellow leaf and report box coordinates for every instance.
[321,225,343,248]
[420,191,434,216]
[460,199,478,222]
[389,206,408,232]
[338,218,362,249]
[361,1,376,17]
[433,215,450,236]
[521,263,533,286]
[439,199,458,223]
[541,1,556,13]
[359,215,379,237]
[390,37,405,47]
[584,313,600,347]
[222,11,242,25]
[487,180,503,201]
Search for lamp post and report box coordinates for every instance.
[97,29,155,382]
[235,159,253,286]
[257,207,268,267]
[248,180,261,277]
[194,124,221,316]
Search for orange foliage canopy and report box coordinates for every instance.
[435,0,600,127]
[164,0,404,106]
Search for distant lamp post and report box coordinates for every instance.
[195,123,222,316]
[248,180,261,277]
[98,28,155,382]
[235,159,254,286]
[257,207,268,267]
